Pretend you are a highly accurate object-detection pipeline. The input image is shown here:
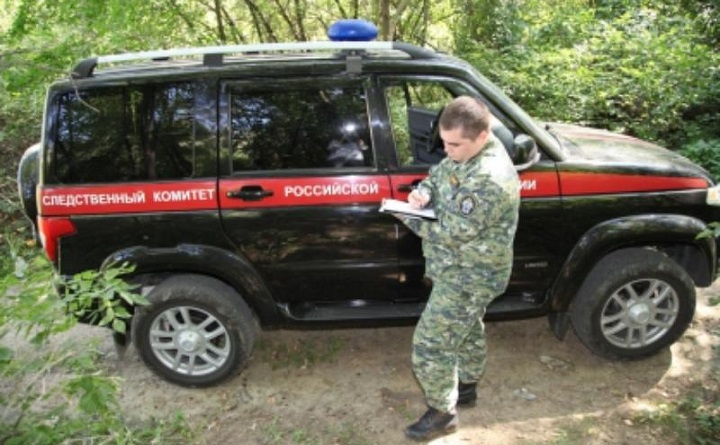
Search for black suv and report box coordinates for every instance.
[18,20,720,387]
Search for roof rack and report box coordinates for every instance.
[71,41,439,79]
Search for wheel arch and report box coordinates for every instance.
[100,244,281,326]
[549,214,716,313]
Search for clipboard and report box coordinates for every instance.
[379,198,437,220]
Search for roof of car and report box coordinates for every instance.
[71,41,442,80]
[58,36,564,159]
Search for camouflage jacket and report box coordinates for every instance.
[403,136,520,293]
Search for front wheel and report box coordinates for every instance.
[132,274,257,387]
[570,248,696,360]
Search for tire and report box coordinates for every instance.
[132,274,257,387]
[570,248,696,360]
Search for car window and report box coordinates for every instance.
[384,80,454,167]
[227,83,372,172]
[383,77,526,168]
[50,82,215,184]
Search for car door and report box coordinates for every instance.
[379,76,565,315]
[217,77,399,311]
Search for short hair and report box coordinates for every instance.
[438,96,491,140]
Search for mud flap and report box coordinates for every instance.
[548,311,571,340]
[113,330,129,360]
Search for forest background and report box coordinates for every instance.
[0,0,719,444]
[1,0,719,167]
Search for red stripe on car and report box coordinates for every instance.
[38,173,709,217]
[560,173,709,196]
[40,180,219,216]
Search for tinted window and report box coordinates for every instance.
[228,84,372,171]
[51,82,214,183]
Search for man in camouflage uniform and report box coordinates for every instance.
[398,96,520,441]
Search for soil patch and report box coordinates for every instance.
[44,284,720,444]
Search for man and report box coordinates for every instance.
[397,96,520,441]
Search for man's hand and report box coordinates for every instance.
[408,189,431,209]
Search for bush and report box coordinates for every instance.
[0,172,190,444]
[461,4,720,150]
[679,139,720,181]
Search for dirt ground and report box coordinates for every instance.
[57,284,720,444]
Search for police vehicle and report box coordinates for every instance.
[17,19,720,386]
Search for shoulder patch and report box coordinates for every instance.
[459,195,475,215]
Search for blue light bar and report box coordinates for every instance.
[327,19,379,42]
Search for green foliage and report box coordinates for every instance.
[0,190,186,443]
[680,139,720,181]
[0,220,73,346]
[62,264,149,335]
[0,169,23,229]
[636,395,720,445]
[0,0,216,151]
[2,0,719,163]
[632,322,720,444]
[460,2,720,151]
[455,0,523,52]
[698,222,720,241]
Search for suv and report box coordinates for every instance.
[18,20,720,387]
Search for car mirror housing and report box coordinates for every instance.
[512,134,540,171]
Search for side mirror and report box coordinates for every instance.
[512,134,540,171]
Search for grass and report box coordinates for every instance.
[632,325,720,445]
[260,416,371,445]
[0,332,195,445]
[522,418,602,445]
[255,335,345,370]
[633,376,720,445]
[555,421,599,445]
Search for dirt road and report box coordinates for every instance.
[78,286,719,444]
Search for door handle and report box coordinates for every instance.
[226,185,274,201]
[397,180,422,193]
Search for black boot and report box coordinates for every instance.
[404,407,458,441]
[457,381,477,407]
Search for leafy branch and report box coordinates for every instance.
[61,263,149,335]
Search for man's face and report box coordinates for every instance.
[439,126,489,163]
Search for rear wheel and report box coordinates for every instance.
[132,274,257,387]
[570,248,695,359]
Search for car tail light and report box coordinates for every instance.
[37,216,76,262]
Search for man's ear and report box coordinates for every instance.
[474,129,490,146]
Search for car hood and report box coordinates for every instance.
[548,123,711,180]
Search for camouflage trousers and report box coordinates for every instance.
[412,277,498,413]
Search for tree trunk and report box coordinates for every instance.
[379,0,390,40]
[214,0,227,43]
